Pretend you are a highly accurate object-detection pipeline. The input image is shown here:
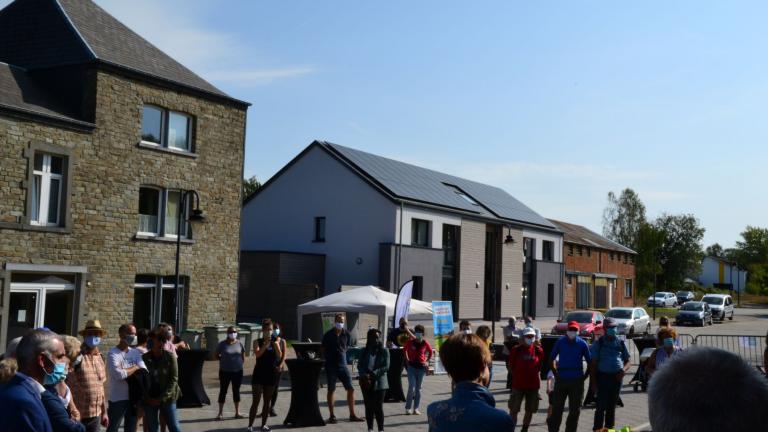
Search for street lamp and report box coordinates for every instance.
[174,189,205,333]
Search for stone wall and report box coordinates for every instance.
[0,69,246,342]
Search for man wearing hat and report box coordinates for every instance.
[589,317,630,432]
[507,327,545,432]
[547,321,592,432]
[67,320,109,432]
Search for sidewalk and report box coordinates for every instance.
[174,356,651,431]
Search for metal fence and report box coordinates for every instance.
[627,334,766,366]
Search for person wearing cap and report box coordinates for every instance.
[589,317,630,432]
[507,327,544,432]
[520,316,541,344]
[67,320,109,432]
[546,321,592,432]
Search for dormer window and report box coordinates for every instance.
[141,105,193,152]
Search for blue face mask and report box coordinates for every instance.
[663,337,674,347]
[84,336,101,347]
[43,356,67,386]
[274,328,280,336]
[606,327,617,337]
[415,332,424,340]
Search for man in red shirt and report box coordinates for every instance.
[507,327,544,432]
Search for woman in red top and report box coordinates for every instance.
[507,327,544,432]
[403,324,432,415]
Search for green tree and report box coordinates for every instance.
[653,214,705,290]
[602,188,646,250]
[635,222,665,298]
[242,176,261,203]
[732,226,768,295]
[705,243,724,258]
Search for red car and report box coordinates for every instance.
[551,310,605,339]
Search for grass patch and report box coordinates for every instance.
[642,307,678,319]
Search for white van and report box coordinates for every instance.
[701,294,734,321]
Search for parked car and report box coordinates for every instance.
[605,307,651,336]
[676,290,695,304]
[647,292,678,307]
[675,301,713,326]
[701,294,734,321]
[551,310,605,339]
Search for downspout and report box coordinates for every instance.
[394,201,404,329]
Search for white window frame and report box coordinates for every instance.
[140,105,192,152]
[10,282,75,329]
[30,154,63,227]
[137,186,162,236]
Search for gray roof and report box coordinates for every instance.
[547,218,636,254]
[0,0,239,102]
[321,141,557,230]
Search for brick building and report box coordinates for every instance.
[548,219,636,310]
[0,0,248,349]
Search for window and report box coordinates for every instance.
[547,283,555,307]
[629,255,635,265]
[542,240,554,261]
[623,254,628,264]
[587,247,591,257]
[625,279,633,298]
[137,187,190,239]
[568,244,574,256]
[134,275,186,330]
[411,219,430,247]
[141,105,193,152]
[610,252,615,261]
[314,217,326,242]
[30,153,64,226]
[412,276,424,300]
[576,245,583,256]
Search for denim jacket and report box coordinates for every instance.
[427,381,515,432]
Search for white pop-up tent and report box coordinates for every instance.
[296,285,433,341]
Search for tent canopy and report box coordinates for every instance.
[296,285,433,340]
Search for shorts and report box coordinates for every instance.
[508,388,540,414]
[326,365,353,391]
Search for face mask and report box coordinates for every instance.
[227,332,237,340]
[463,329,472,335]
[165,331,174,340]
[43,355,67,386]
[663,337,674,347]
[415,332,424,341]
[523,336,533,345]
[566,331,577,340]
[84,336,101,347]
[367,337,381,348]
[606,327,617,337]
[335,322,344,330]
[124,335,138,346]
[274,328,280,336]
[72,354,83,368]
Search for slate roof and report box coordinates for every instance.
[319,141,557,230]
[547,219,636,254]
[0,0,246,122]
[0,62,88,125]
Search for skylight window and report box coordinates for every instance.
[443,183,480,206]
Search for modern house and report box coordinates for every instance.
[0,0,248,349]
[241,141,564,333]
[548,219,636,310]
[697,256,747,292]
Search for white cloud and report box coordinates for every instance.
[204,67,317,86]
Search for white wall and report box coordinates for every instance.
[521,229,564,262]
[700,257,747,291]
[395,206,462,248]
[241,146,397,293]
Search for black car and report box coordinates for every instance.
[676,290,695,304]
[675,301,713,326]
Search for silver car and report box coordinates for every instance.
[647,292,677,307]
[702,294,734,321]
[605,307,651,336]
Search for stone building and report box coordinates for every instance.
[548,219,637,310]
[0,0,248,349]
[241,141,564,338]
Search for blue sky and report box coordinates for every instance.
[10,0,766,248]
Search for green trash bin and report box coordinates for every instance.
[237,322,262,356]
[181,329,203,350]
[204,325,229,360]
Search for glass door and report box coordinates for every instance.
[8,291,37,341]
[9,282,75,339]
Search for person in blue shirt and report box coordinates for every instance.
[547,321,592,432]
[427,333,515,432]
[589,317,630,432]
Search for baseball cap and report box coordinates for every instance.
[567,321,580,331]
[522,327,536,337]
[603,317,618,328]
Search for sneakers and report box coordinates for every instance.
[246,428,253,432]
[413,408,421,415]
[261,426,271,432]
[405,408,412,415]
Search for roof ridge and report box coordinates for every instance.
[52,0,96,60]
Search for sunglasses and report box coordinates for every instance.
[524,335,535,339]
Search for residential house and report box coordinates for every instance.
[0,0,248,349]
[241,141,564,337]
[548,219,636,310]
[698,256,747,292]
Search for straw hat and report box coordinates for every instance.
[78,319,107,336]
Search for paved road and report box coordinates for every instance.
[172,305,767,431]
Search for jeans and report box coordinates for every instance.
[144,402,181,432]
[106,400,137,432]
[547,377,584,432]
[362,388,385,431]
[405,365,426,410]
[81,416,101,432]
[593,372,622,430]
[218,370,243,403]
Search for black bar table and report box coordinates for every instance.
[292,342,323,361]
[384,348,406,402]
[283,358,326,427]
[176,349,210,408]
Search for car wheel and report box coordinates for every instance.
[646,324,651,335]
[698,319,705,327]
[729,311,734,320]
[628,326,635,337]
[708,316,713,325]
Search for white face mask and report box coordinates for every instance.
[464,329,472,335]
[335,322,344,330]
[227,332,237,340]
[566,331,577,340]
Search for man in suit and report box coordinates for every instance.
[0,329,66,432]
